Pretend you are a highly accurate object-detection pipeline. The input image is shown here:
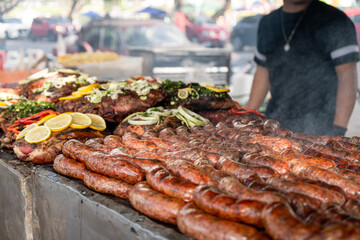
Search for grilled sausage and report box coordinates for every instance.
[85,152,145,184]
[193,159,229,182]
[129,182,185,225]
[177,203,269,240]
[343,199,360,218]
[298,166,360,199]
[218,176,287,204]
[262,202,321,240]
[122,132,158,152]
[125,157,165,173]
[218,156,279,180]
[242,153,290,175]
[330,168,360,184]
[103,135,123,147]
[62,139,98,163]
[166,159,217,186]
[279,149,336,168]
[146,166,196,202]
[309,222,360,240]
[193,185,265,227]
[83,171,132,199]
[53,154,88,180]
[85,138,116,154]
[310,144,360,164]
[266,177,346,205]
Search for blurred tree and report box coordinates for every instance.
[0,0,22,17]
[68,0,89,20]
[211,0,231,21]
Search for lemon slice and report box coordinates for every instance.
[70,112,92,129]
[178,89,189,99]
[37,114,58,126]
[77,83,100,93]
[24,126,51,143]
[44,114,72,132]
[59,95,83,101]
[85,113,106,131]
[16,123,38,140]
[205,85,230,93]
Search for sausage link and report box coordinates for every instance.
[85,152,145,184]
[129,182,185,225]
[218,176,287,204]
[309,223,360,240]
[126,157,164,173]
[146,166,196,202]
[298,166,360,199]
[148,137,176,149]
[177,203,269,240]
[103,135,123,147]
[266,177,345,205]
[193,159,229,182]
[132,149,169,162]
[62,139,98,163]
[343,199,360,218]
[83,171,132,199]
[242,153,290,175]
[279,149,336,168]
[193,185,265,227]
[53,154,88,180]
[85,138,116,154]
[122,132,158,152]
[166,159,217,186]
[262,202,321,240]
[310,144,360,164]
[218,156,279,180]
[330,168,360,184]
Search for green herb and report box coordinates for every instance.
[3,100,56,123]
[160,79,186,93]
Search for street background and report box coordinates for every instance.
[1,0,359,137]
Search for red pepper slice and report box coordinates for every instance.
[7,122,21,134]
[20,120,37,125]
[14,110,58,124]
[230,104,265,118]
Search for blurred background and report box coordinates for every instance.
[0,0,359,108]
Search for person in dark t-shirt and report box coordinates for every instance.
[247,0,359,136]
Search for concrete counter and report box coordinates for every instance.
[0,152,188,240]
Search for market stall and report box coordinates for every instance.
[0,68,360,240]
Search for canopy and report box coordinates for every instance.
[81,11,102,19]
[137,7,167,19]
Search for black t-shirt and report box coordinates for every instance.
[254,0,359,135]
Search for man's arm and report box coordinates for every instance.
[247,65,271,109]
[334,62,358,128]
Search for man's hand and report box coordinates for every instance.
[334,62,358,129]
[247,65,270,110]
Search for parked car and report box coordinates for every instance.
[0,18,28,39]
[230,14,264,51]
[58,18,231,85]
[29,17,76,41]
[185,16,229,48]
[65,18,194,54]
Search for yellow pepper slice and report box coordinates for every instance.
[59,95,83,101]
[205,85,230,93]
